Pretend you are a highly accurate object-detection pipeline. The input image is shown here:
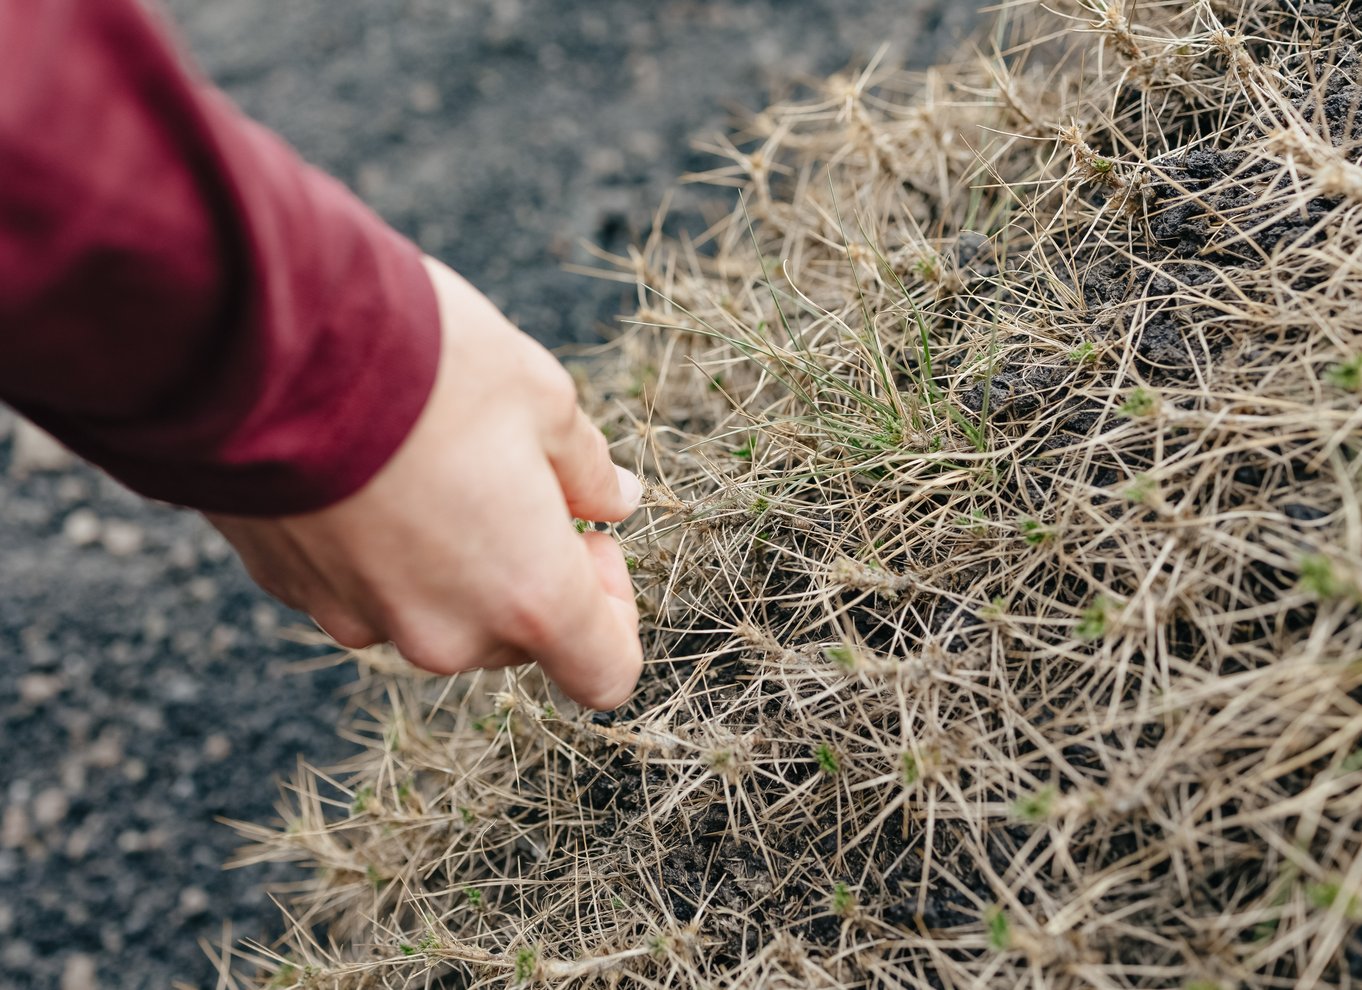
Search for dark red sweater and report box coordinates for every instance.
[0,0,440,515]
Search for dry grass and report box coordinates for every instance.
[224,2,1362,987]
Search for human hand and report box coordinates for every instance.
[207,256,644,709]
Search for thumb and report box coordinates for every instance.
[547,405,642,523]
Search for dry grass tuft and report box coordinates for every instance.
[227,2,1362,986]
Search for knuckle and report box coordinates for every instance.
[390,621,480,676]
[389,625,449,674]
[534,365,581,434]
[582,421,610,462]
[312,608,380,650]
[498,578,576,649]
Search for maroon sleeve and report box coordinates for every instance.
[0,0,440,516]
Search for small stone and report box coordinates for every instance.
[63,508,101,547]
[625,129,662,159]
[100,926,124,953]
[187,576,218,602]
[32,787,69,829]
[1,939,35,969]
[129,705,164,732]
[199,530,231,561]
[209,624,237,653]
[1,805,30,848]
[100,520,144,557]
[59,760,86,796]
[161,673,199,703]
[65,824,94,861]
[476,68,504,96]
[418,220,446,251]
[61,952,98,990]
[20,624,56,667]
[408,80,441,113]
[86,729,125,769]
[18,673,64,706]
[356,163,387,198]
[56,707,92,744]
[178,885,210,917]
[143,610,168,642]
[64,902,90,926]
[63,657,92,682]
[953,229,993,267]
[251,602,279,636]
[202,733,232,763]
[54,476,89,503]
[166,538,197,570]
[10,418,74,477]
[171,629,203,654]
[585,147,625,177]
[122,759,147,784]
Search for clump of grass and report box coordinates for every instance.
[985,905,1011,952]
[812,742,840,775]
[830,881,855,916]
[227,2,1362,987]
[1075,595,1114,641]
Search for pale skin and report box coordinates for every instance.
[207,256,644,710]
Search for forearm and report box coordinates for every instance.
[0,0,439,514]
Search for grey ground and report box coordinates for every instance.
[0,2,978,987]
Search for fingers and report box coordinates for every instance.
[547,405,642,523]
[387,617,520,677]
[399,637,529,675]
[312,610,384,651]
[505,526,642,710]
[582,530,634,601]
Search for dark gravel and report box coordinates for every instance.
[0,2,978,988]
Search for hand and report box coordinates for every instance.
[207,257,644,709]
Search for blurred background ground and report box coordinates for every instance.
[0,1,980,987]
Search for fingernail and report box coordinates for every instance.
[614,465,643,511]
